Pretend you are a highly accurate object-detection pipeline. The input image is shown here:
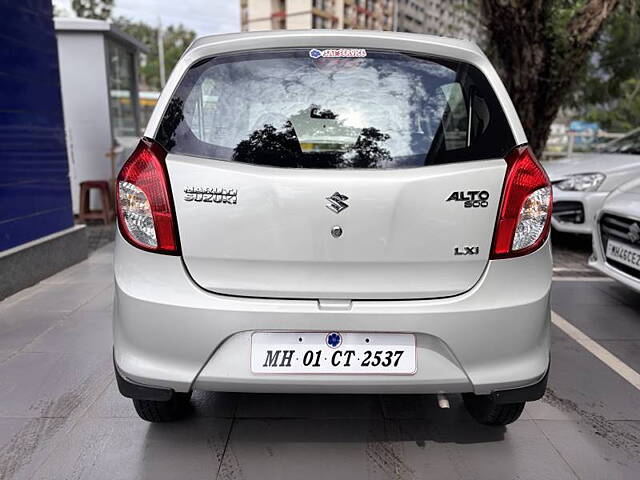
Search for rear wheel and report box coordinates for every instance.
[462,393,525,426]
[132,392,192,422]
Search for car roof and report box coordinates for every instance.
[187,30,484,58]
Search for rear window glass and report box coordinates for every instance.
[156,49,515,169]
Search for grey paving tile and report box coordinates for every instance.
[0,417,66,480]
[0,283,43,311]
[525,396,579,421]
[234,392,384,419]
[27,417,231,480]
[0,351,112,418]
[85,244,114,265]
[552,281,622,307]
[599,340,640,374]
[535,419,640,480]
[552,303,640,340]
[219,418,577,480]
[4,283,111,315]
[546,328,640,421]
[87,380,138,419]
[88,386,241,420]
[0,307,65,356]
[0,352,62,418]
[592,282,640,309]
[76,284,114,314]
[40,261,113,286]
[218,418,420,480]
[0,417,30,451]
[23,308,112,354]
[0,350,12,363]
[403,419,579,480]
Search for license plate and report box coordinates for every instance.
[606,239,640,272]
[251,332,416,374]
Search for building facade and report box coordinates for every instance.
[396,0,486,44]
[241,0,396,31]
[240,0,485,45]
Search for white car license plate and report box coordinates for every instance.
[606,239,640,272]
[251,332,416,374]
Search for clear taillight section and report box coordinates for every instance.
[491,146,552,259]
[116,138,179,254]
[118,181,157,247]
[512,186,551,250]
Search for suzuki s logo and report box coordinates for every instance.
[326,192,349,213]
[630,222,640,244]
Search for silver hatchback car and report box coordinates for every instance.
[113,30,552,425]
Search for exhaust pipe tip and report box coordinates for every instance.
[437,393,450,409]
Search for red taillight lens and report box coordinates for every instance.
[116,138,179,254]
[491,145,552,259]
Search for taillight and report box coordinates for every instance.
[491,145,552,259]
[116,138,179,254]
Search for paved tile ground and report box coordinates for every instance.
[550,231,602,278]
[0,243,639,479]
[83,221,115,253]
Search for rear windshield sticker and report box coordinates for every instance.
[309,48,367,59]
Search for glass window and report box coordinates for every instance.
[156,49,514,169]
[599,129,640,154]
[107,40,138,137]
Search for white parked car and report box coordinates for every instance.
[543,128,640,235]
[590,177,640,292]
[113,31,552,425]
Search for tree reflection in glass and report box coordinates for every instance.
[232,106,391,169]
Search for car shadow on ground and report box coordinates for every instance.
[146,392,507,446]
[551,230,592,252]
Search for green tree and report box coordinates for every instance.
[482,0,622,155]
[71,0,114,20]
[114,17,196,90]
[584,79,640,131]
[571,7,640,131]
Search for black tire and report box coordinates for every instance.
[132,392,192,422]
[462,393,525,426]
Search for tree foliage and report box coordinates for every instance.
[114,17,196,90]
[482,0,621,155]
[233,120,391,169]
[570,6,640,131]
[71,0,114,20]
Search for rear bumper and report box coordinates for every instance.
[113,232,552,395]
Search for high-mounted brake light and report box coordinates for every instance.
[491,145,552,259]
[116,138,179,254]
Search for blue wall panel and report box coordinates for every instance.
[0,0,74,251]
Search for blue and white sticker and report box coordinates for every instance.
[309,48,367,59]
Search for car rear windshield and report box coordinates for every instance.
[156,49,515,169]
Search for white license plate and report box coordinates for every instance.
[251,332,416,374]
[606,239,640,272]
